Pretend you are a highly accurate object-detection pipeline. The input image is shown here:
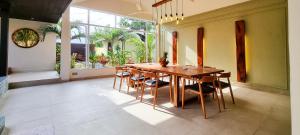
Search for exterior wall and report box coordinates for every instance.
[288,0,300,134]
[162,0,288,91]
[8,19,56,72]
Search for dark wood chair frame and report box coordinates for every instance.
[181,76,221,119]
[140,71,173,109]
[113,66,130,92]
[216,72,235,109]
[127,68,145,99]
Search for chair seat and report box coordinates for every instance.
[216,81,230,88]
[145,80,169,87]
[116,72,130,77]
[131,76,145,81]
[185,83,215,93]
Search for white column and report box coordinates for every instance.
[60,7,71,81]
[288,0,300,135]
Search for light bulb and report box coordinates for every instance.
[181,13,184,20]
[176,20,179,24]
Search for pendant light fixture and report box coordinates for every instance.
[165,4,168,21]
[151,0,184,25]
[181,0,184,20]
[170,1,173,21]
[160,5,163,24]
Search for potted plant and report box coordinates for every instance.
[99,53,109,67]
[89,53,98,68]
[159,52,169,67]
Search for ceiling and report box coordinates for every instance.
[1,0,72,23]
[73,0,250,21]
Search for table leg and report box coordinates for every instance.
[173,75,180,107]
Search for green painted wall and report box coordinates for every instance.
[161,0,288,90]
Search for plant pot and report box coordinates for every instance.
[159,61,169,67]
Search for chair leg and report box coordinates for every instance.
[113,76,117,89]
[199,93,207,119]
[153,88,158,109]
[119,77,123,92]
[127,79,130,93]
[229,85,235,104]
[197,95,201,104]
[135,83,139,99]
[219,88,226,109]
[140,85,145,102]
[150,87,153,96]
[215,91,221,112]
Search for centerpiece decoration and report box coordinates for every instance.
[159,52,169,67]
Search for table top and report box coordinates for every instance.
[125,63,224,77]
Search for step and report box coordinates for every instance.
[8,71,61,89]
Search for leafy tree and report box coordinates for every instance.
[147,33,156,62]
[39,20,85,41]
[127,38,146,63]
[89,27,124,52]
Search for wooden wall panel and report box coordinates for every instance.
[172,31,178,65]
[235,20,247,82]
[197,27,204,67]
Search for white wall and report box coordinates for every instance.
[8,19,56,73]
[288,0,300,134]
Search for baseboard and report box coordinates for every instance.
[70,75,114,81]
[233,82,290,96]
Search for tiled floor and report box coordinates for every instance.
[0,78,291,135]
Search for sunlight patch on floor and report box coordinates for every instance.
[98,91,136,105]
[122,103,174,125]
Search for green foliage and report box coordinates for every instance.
[128,38,146,63]
[89,52,99,68]
[71,53,77,69]
[90,27,124,48]
[107,45,131,66]
[119,17,154,32]
[39,20,85,41]
[55,63,60,74]
[147,33,156,62]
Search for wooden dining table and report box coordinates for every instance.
[125,63,224,107]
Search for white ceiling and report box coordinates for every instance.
[72,0,250,21]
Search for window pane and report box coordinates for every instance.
[146,22,156,33]
[117,17,146,31]
[71,24,87,69]
[70,7,88,23]
[90,11,115,27]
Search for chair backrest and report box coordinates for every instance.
[200,76,216,83]
[218,72,231,78]
[130,68,141,77]
[143,71,157,79]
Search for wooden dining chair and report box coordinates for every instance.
[113,66,130,91]
[128,68,145,99]
[140,71,172,109]
[185,65,197,85]
[216,72,235,109]
[181,76,221,119]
